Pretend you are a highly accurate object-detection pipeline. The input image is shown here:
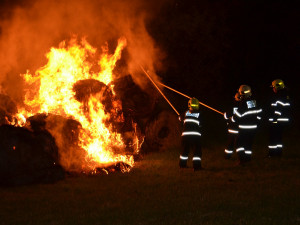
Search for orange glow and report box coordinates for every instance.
[14,37,141,173]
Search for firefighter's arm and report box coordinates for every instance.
[178,111,185,122]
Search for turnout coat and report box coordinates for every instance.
[181,110,201,138]
[232,97,262,131]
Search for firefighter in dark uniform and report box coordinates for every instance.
[267,79,291,157]
[224,92,241,159]
[233,85,262,164]
[179,97,202,171]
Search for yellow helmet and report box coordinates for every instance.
[271,79,285,90]
[188,97,200,111]
[238,85,252,97]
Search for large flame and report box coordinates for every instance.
[15,36,139,173]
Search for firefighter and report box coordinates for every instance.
[267,79,291,157]
[233,85,262,164]
[223,91,241,159]
[179,97,202,171]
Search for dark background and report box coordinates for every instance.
[147,0,299,118]
[1,0,299,125]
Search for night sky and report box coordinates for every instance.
[147,1,299,115]
[0,0,299,122]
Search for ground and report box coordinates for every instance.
[0,130,299,225]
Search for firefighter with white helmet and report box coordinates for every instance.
[232,85,262,164]
[179,97,202,171]
[223,91,241,159]
[267,79,291,157]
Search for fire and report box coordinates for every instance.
[14,36,140,173]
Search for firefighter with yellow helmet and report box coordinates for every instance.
[232,85,262,164]
[267,79,291,157]
[223,91,241,159]
[179,97,202,171]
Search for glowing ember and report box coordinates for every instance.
[14,36,141,173]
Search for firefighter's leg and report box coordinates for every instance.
[179,139,190,168]
[224,132,237,159]
[193,138,202,170]
[268,123,278,157]
[243,131,255,162]
[275,125,285,156]
[236,132,246,163]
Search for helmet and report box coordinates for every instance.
[238,85,252,97]
[234,92,241,101]
[271,79,285,90]
[188,97,200,111]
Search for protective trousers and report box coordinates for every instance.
[224,132,238,159]
[236,129,256,163]
[179,136,202,169]
[268,123,285,157]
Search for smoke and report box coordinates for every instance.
[0,0,169,104]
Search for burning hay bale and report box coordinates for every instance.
[73,79,113,112]
[25,110,142,173]
[25,113,87,173]
[1,37,156,175]
[113,75,182,154]
[0,124,65,186]
[73,79,127,134]
[113,75,158,131]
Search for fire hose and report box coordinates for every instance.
[140,66,224,116]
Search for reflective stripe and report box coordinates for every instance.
[241,109,262,117]
[231,117,236,122]
[182,131,201,136]
[184,118,200,125]
[228,129,239,134]
[234,108,262,118]
[225,149,233,154]
[233,108,242,117]
[186,112,200,118]
[224,112,229,120]
[239,125,257,129]
[277,118,289,122]
[269,118,289,122]
[268,145,277,149]
[236,147,244,152]
[269,145,283,149]
[180,155,188,160]
[245,151,252,155]
[271,101,290,107]
[257,116,261,120]
[275,111,281,115]
[193,157,201,161]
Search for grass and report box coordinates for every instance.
[0,121,299,225]
[0,145,299,225]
